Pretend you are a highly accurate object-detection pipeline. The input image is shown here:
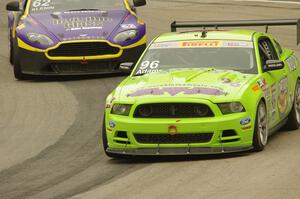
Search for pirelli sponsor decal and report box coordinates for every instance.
[150,40,254,49]
[180,40,221,47]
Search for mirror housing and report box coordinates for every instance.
[120,62,134,74]
[133,0,146,7]
[264,60,284,72]
[6,1,20,11]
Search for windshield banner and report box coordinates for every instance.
[150,40,254,49]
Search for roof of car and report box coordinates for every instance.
[154,29,258,43]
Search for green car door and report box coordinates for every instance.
[256,36,290,130]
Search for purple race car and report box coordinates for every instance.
[6,0,146,79]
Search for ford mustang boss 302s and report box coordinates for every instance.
[6,0,146,79]
[102,19,300,158]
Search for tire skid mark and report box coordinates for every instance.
[0,77,144,199]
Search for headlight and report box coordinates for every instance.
[218,102,245,114]
[111,104,132,116]
[27,33,54,45]
[113,30,138,43]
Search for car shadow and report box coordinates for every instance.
[18,72,127,82]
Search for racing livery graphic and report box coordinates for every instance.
[7,0,146,79]
[102,19,300,158]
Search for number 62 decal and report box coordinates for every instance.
[33,0,51,8]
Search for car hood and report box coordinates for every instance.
[29,10,128,42]
[115,69,257,102]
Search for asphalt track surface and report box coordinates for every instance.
[0,0,300,199]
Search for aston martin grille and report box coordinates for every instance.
[49,61,118,73]
[47,42,120,57]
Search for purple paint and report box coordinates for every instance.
[12,8,145,50]
[127,86,225,97]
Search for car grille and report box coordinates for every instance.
[134,103,214,118]
[134,133,213,144]
[49,61,119,74]
[47,42,120,57]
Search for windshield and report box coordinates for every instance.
[29,0,125,13]
[133,40,257,76]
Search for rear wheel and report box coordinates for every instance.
[253,101,268,152]
[284,80,300,130]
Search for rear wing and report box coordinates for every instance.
[170,19,300,45]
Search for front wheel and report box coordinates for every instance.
[284,80,300,130]
[253,100,268,152]
[8,28,14,65]
[13,46,27,80]
[102,115,129,159]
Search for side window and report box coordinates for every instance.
[274,39,283,55]
[258,37,279,69]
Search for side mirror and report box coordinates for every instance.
[120,62,134,74]
[133,0,146,7]
[6,1,20,11]
[264,60,284,72]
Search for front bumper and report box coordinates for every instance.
[107,146,253,156]
[17,43,146,76]
[105,99,255,156]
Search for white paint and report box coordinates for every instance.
[235,0,300,5]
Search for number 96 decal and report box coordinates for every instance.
[135,61,160,75]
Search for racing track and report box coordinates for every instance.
[0,1,300,199]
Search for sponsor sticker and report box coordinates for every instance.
[257,79,268,90]
[270,84,277,119]
[286,55,297,71]
[109,120,116,128]
[252,84,260,92]
[121,24,137,29]
[53,16,113,31]
[127,85,225,97]
[278,76,288,114]
[242,125,252,130]
[150,40,254,49]
[240,117,251,126]
[180,40,221,48]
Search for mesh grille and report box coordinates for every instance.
[49,61,118,73]
[134,103,214,118]
[134,133,213,144]
[48,42,120,57]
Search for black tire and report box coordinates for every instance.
[284,80,300,130]
[253,100,268,152]
[13,45,27,80]
[8,28,14,65]
[102,115,129,159]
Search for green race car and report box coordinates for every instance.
[102,19,300,157]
